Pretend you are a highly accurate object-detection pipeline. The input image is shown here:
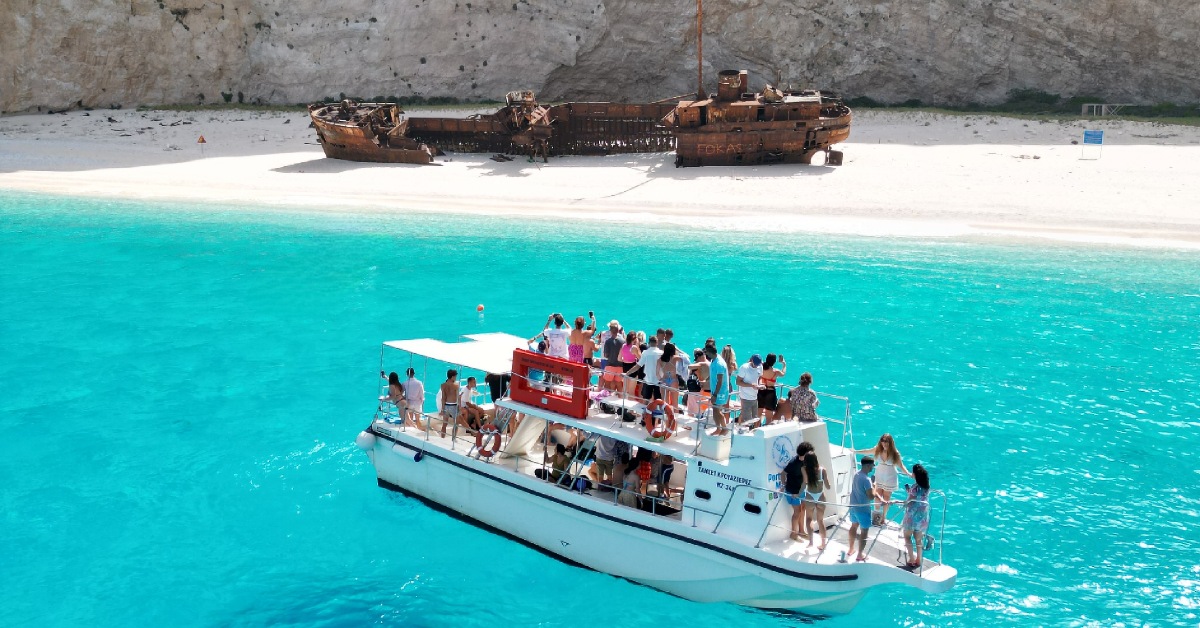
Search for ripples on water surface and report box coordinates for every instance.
[1,192,1197,627]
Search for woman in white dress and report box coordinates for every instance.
[855,433,911,523]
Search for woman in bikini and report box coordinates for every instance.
[801,446,833,550]
[757,353,786,424]
[855,433,912,522]
[381,371,410,425]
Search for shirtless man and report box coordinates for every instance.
[439,369,460,438]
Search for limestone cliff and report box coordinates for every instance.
[3,0,1198,113]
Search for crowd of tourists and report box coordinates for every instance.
[528,312,822,435]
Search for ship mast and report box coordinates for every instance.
[696,0,706,99]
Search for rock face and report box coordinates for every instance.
[3,0,1199,112]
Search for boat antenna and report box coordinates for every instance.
[696,0,706,99]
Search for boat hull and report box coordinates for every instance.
[309,104,435,165]
[673,113,852,167]
[367,427,894,615]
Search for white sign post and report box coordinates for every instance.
[1080,129,1103,160]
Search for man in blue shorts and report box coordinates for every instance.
[704,345,730,434]
[845,456,875,562]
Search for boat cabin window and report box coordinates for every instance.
[742,503,762,515]
[693,489,712,501]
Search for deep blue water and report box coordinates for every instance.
[1,191,1197,627]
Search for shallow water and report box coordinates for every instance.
[1,191,1197,627]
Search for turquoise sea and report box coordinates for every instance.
[1,191,1197,627]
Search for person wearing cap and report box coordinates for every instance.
[845,456,876,562]
[736,354,764,425]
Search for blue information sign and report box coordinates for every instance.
[1083,130,1104,145]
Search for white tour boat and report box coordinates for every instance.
[355,332,955,615]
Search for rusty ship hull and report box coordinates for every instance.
[309,102,436,165]
[665,70,851,167]
[401,98,676,158]
[307,70,850,167]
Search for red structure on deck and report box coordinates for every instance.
[508,349,590,420]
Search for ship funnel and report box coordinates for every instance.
[717,70,743,101]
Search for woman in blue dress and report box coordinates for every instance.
[901,463,931,569]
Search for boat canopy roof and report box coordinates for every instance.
[384,332,528,375]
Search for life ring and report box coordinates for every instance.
[642,400,677,441]
[476,423,502,457]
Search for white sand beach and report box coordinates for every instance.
[2,107,1199,249]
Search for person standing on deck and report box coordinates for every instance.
[901,463,932,569]
[665,329,690,407]
[600,320,625,392]
[781,442,814,541]
[801,446,833,550]
[438,369,460,438]
[686,347,709,416]
[402,367,425,429]
[854,433,912,523]
[619,331,640,397]
[636,337,665,401]
[705,344,730,434]
[593,434,619,488]
[531,313,571,360]
[758,354,786,424]
[659,341,680,407]
[736,354,764,426]
[568,312,597,365]
[845,456,875,562]
[598,319,621,366]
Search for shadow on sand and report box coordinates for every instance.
[459,151,838,180]
[270,158,435,174]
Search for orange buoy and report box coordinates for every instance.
[643,399,677,441]
[476,304,485,312]
[476,424,501,457]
